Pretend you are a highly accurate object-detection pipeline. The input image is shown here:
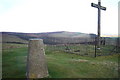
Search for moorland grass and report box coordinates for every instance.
[2,44,119,78]
[2,47,27,78]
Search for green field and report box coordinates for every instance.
[2,43,119,78]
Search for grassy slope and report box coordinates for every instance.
[2,47,27,78]
[46,47,119,78]
[2,34,28,43]
[2,44,119,78]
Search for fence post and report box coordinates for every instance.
[27,39,49,79]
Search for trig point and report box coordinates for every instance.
[91,0,106,48]
[27,39,49,79]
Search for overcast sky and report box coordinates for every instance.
[0,0,119,36]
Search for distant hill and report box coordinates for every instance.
[1,31,97,44]
[43,31,90,38]
[2,33,28,44]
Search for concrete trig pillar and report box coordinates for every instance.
[27,39,49,79]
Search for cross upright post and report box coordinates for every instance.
[98,0,101,48]
[91,0,106,48]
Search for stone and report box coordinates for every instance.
[27,39,49,78]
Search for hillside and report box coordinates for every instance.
[2,33,28,44]
[2,31,96,44]
[42,31,91,38]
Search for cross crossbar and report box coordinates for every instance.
[91,3,106,10]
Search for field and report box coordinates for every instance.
[2,43,119,78]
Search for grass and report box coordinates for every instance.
[46,44,117,56]
[2,43,119,78]
[2,43,27,49]
[2,46,27,78]
[46,48,119,78]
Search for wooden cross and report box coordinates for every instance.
[91,0,106,48]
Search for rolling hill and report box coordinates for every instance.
[2,33,28,44]
[1,31,96,44]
